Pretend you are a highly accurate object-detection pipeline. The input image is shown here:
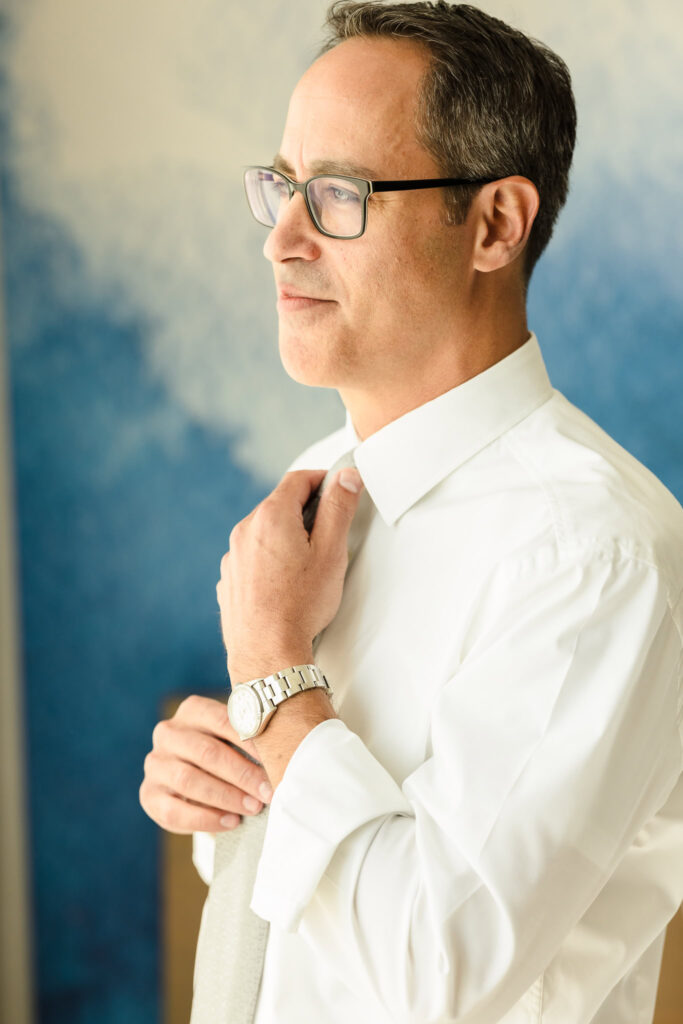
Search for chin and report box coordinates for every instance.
[278,329,346,389]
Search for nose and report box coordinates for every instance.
[263,191,322,265]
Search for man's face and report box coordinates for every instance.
[264,37,473,401]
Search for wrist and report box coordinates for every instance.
[227,660,332,744]
[229,647,315,686]
[252,688,337,789]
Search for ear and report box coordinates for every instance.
[471,177,539,274]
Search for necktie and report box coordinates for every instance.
[190,449,372,1024]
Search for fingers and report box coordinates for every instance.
[139,778,244,835]
[310,467,364,554]
[152,712,272,803]
[139,695,274,835]
[172,694,248,750]
[244,469,329,541]
[172,695,262,765]
[275,468,328,507]
[143,749,265,817]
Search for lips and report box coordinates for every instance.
[278,286,330,302]
[276,284,335,312]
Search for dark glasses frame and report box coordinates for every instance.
[244,165,499,239]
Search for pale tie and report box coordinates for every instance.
[190,449,371,1024]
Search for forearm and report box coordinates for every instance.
[252,687,338,789]
[229,652,338,790]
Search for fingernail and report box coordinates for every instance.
[259,781,273,803]
[243,795,262,814]
[220,814,239,828]
[339,468,363,494]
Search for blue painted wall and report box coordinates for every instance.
[2,180,268,1022]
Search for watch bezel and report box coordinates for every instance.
[227,682,264,740]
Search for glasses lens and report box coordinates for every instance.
[307,176,363,237]
[244,168,289,227]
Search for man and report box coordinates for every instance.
[139,3,683,1022]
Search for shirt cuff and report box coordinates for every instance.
[250,718,412,932]
[192,830,216,885]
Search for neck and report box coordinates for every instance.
[340,285,530,441]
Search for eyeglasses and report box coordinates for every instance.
[243,165,498,240]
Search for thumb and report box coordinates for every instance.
[311,468,364,554]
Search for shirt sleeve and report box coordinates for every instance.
[250,546,683,1023]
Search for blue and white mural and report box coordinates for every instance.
[1,1,681,1021]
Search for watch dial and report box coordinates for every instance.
[228,685,261,736]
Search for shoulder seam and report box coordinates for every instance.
[502,433,683,612]
[502,431,570,552]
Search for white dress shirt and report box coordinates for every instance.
[194,334,683,1023]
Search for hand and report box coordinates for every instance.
[217,467,364,682]
[139,695,273,833]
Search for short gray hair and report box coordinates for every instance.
[320,1,577,282]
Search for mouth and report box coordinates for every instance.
[277,286,336,313]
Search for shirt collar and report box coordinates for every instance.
[344,333,553,526]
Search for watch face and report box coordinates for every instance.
[228,684,262,738]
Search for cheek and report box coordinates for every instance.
[358,239,451,326]
[327,214,461,340]
[338,232,405,313]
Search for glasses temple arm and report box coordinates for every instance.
[371,177,497,193]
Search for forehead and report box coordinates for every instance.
[280,36,435,178]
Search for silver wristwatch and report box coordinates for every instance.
[227,664,332,740]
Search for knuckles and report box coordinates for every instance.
[228,521,242,549]
[138,778,150,809]
[152,719,170,749]
[157,791,180,829]
[176,694,202,718]
[249,497,283,541]
[195,737,219,768]
[234,757,258,794]
[172,762,195,795]
[255,496,280,523]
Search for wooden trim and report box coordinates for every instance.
[0,203,35,1024]
[161,696,213,1024]
[654,906,683,1024]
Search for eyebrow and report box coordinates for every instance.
[272,152,379,181]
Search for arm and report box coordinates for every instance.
[216,464,365,788]
[140,462,360,840]
[250,548,683,1022]
[250,687,338,789]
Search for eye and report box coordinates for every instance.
[326,184,360,204]
[259,172,289,198]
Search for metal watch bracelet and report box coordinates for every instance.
[252,664,332,710]
[227,663,333,740]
